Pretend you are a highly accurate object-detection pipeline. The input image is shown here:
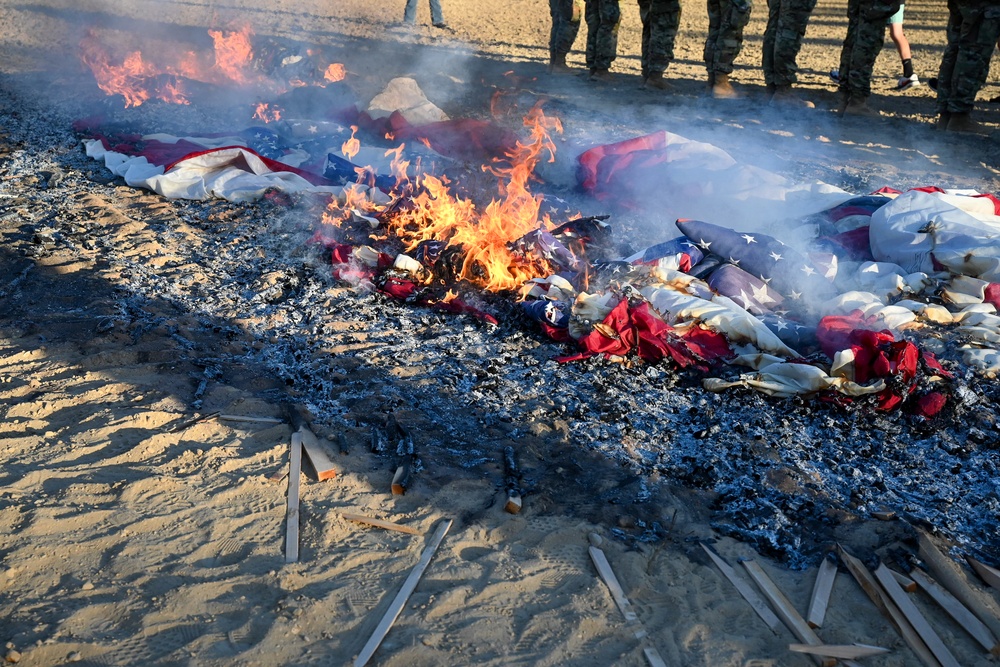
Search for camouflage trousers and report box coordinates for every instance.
[550,0,584,58]
[762,0,818,86]
[704,0,753,75]
[638,0,682,77]
[937,0,1000,114]
[837,0,902,98]
[586,0,622,69]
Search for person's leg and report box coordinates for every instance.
[937,0,963,122]
[593,0,621,72]
[770,0,817,87]
[428,0,444,25]
[888,23,911,61]
[639,0,652,79]
[947,2,1000,115]
[645,0,682,77]
[705,0,722,78]
[762,0,781,88]
[585,0,600,69]
[404,0,419,23]
[837,0,861,99]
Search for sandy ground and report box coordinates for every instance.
[2,1,1000,666]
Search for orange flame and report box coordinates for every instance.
[342,125,361,161]
[253,102,282,123]
[324,63,346,83]
[383,104,563,292]
[208,28,255,85]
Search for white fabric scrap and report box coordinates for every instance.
[703,358,885,399]
[367,77,449,126]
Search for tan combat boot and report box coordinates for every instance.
[548,54,573,75]
[712,72,741,99]
[770,85,815,109]
[946,113,990,135]
[643,72,672,91]
[590,68,614,82]
[842,96,880,118]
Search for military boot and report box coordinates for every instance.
[712,72,741,99]
[842,96,880,118]
[946,113,990,135]
[643,72,672,91]
[770,85,815,109]
[590,68,614,82]
[935,111,951,130]
[765,82,776,101]
[706,71,716,93]
[548,54,573,75]
[836,88,850,114]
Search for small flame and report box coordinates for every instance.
[208,27,255,85]
[253,102,282,123]
[324,63,346,83]
[342,125,361,161]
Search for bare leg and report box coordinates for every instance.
[888,22,911,61]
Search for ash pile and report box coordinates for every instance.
[1,30,999,571]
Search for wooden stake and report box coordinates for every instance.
[299,426,337,481]
[284,431,302,564]
[589,546,667,667]
[889,568,917,593]
[503,492,523,515]
[700,544,781,634]
[966,555,1000,592]
[874,563,960,667]
[909,567,1000,653]
[341,512,422,536]
[916,529,1000,649]
[353,518,452,667]
[806,556,837,629]
[502,445,523,514]
[740,559,835,667]
[789,643,890,659]
[836,545,937,667]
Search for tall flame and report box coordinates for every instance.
[341,125,361,161]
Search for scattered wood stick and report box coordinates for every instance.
[502,445,523,514]
[807,556,838,629]
[966,555,1000,592]
[789,643,890,659]
[218,414,284,424]
[873,563,960,667]
[740,559,834,667]
[391,463,411,496]
[268,468,288,483]
[909,567,1000,654]
[353,518,452,667]
[284,431,302,564]
[391,428,415,495]
[589,546,667,667]
[341,512,422,536]
[837,545,937,667]
[300,426,337,481]
[700,544,781,635]
[916,529,1000,648]
[888,567,917,593]
[167,411,220,433]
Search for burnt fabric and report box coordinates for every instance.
[675,218,837,305]
[761,0,818,87]
[626,236,706,272]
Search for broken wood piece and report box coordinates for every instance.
[353,518,452,667]
[789,643,890,659]
[837,545,938,667]
[268,467,288,483]
[966,555,1000,592]
[916,528,1000,648]
[909,567,1000,654]
[299,426,337,481]
[889,567,917,592]
[503,491,522,515]
[874,563,960,667]
[589,546,666,667]
[341,512,421,536]
[168,410,220,433]
[391,462,411,495]
[807,556,838,629]
[700,544,781,634]
[284,431,303,564]
[218,413,284,424]
[502,445,524,515]
[740,559,834,667]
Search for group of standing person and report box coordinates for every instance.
[547,0,1000,133]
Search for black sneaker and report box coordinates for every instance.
[432,22,448,28]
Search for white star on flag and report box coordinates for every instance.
[774,318,789,331]
[728,256,741,267]
[789,290,802,300]
[801,265,816,276]
[698,238,712,250]
[741,234,757,244]
[750,283,776,304]
[769,251,783,262]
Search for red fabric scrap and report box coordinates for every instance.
[681,327,734,362]
[378,277,418,300]
[427,297,499,326]
[984,284,1000,311]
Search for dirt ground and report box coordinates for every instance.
[2,1,1000,666]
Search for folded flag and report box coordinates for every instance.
[624,236,705,272]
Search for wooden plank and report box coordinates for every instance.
[889,568,917,593]
[218,413,284,424]
[874,563,960,667]
[917,529,1000,651]
[589,546,667,667]
[284,431,303,564]
[741,559,835,667]
[910,567,1000,653]
[836,545,938,667]
[807,557,838,629]
[354,518,452,667]
[299,426,337,481]
[700,544,781,634]
[789,643,890,659]
[341,512,422,536]
[966,556,1000,592]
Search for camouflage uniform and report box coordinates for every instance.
[639,0,683,78]
[837,0,902,99]
[550,0,584,61]
[586,0,622,70]
[704,0,753,75]
[937,0,1000,114]
[761,0,818,87]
